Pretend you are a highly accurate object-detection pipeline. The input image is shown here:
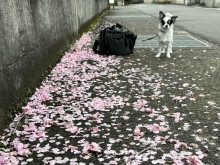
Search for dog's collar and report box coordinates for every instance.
[159,29,166,33]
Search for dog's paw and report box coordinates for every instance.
[155,54,161,58]
[166,54,171,58]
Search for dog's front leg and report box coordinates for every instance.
[155,42,162,58]
[161,44,166,53]
[166,42,172,58]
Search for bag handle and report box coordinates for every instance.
[92,39,99,54]
[116,23,131,32]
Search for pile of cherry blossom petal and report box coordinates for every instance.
[0,29,220,165]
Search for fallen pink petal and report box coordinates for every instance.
[134,127,144,136]
[1,4,220,165]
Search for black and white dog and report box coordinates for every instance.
[155,11,178,58]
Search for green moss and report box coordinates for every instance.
[6,87,34,121]
[79,8,108,36]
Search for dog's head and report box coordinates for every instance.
[159,11,178,29]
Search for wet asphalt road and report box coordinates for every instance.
[120,3,220,45]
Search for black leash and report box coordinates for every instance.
[115,22,158,41]
[142,34,158,41]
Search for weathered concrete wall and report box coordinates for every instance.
[205,0,215,7]
[0,0,108,132]
[214,0,220,7]
[202,0,220,7]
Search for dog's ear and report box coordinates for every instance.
[159,11,165,20]
[171,16,178,23]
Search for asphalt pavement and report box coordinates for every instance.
[0,3,220,165]
[128,3,220,45]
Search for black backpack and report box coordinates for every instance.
[93,23,137,55]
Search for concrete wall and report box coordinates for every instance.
[144,0,153,2]
[185,0,220,7]
[0,0,108,132]
[205,0,215,7]
[205,0,220,7]
[215,0,220,7]
[171,0,183,4]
